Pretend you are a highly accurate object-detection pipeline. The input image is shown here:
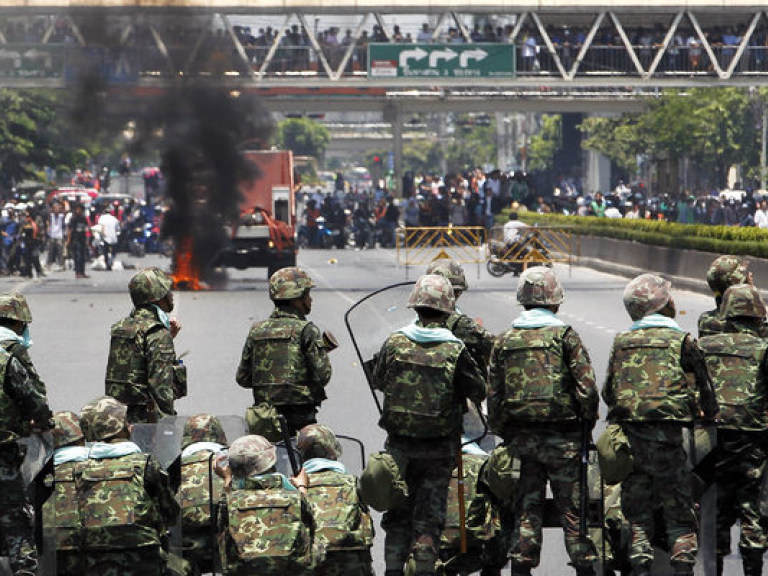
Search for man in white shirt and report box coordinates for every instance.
[47,201,66,270]
[503,212,529,244]
[755,200,768,229]
[97,208,120,271]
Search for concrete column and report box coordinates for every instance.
[384,102,402,196]
[585,148,611,194]
[496,112,508,170]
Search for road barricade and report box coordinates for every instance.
[396,226,487,272]
[488,226,578,267]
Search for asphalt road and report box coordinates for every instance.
[0,247,751,575]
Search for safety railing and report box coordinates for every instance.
[396,226,487,275]
[487,225,578,268]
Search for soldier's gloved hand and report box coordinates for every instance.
[170,317,182,338]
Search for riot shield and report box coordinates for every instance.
[18,432,55,575]
[344,281,416,413]
[686,425,717,576]
[275,434,366,479]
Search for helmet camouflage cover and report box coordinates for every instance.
[426,258,468,292]
[706,255,749,297]
[182,413,228,449]
[721,283,767,320]
[53,411,84,449]
[228,434,277,477]
[623,273,672,321]
[297,424,343,461]
[516,267,564,307]
[269,267,315,301]
[408,274,455,314]
[0,292,32,322]
[80,396,128,442]
[129,267,172,306]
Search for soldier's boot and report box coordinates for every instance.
[479,570,502,576]
[742,550,764,576]
[715,555,724,576]
[509,566,532,576]
[575,566,596,576]
[385,571,405,576]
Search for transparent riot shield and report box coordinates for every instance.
[344,281,416,414]
[687,425,717,576]
[275,434,366,479]
[18,432,55,576]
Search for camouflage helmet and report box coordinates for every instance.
[297,424,343,461]
[129,267,172,306]
[229,435,277,478]
[80,396,128,442]
[426,259,468,292]
[269,267,315,301]
[182,414,228,449]
[407,274,455,314]
[623,273,672,321]
[53,411,84,449]
[706,255,749,298]
[0,292,32,323]
[721,283,767,320]
[517,267,564,307]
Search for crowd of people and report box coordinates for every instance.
[1,251,766,576]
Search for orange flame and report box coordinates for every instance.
[172,237,204,291]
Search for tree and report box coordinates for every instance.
[527,114,562,171]
[272,117,330,159]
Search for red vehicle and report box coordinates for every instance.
[218,150,297,275]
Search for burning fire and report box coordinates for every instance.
[172,237,205,290]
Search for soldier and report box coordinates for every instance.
[603,273,718,576]
[215,434,323,575]
[49,411,90,575]
[297,423,375,576]
[426,258,495,373]
[0,292,47,397]
[372,274,487,576]
[105,267,186,423]
[488,267,599,576]
[77,396,180,575]
[0,300,52,576]
[236,266,333,435]
[178,414,228,576]
[698,255,752,337]
[698,284,768,576]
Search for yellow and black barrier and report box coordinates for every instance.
[487,226,578,267]
[396,226,487,268]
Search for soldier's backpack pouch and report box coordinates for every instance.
[245,402,282,443]
[359,451,408,512]
[479,442,520,504]
[597,423,634,484]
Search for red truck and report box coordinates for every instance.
[218,150,297,275]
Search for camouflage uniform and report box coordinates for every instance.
[298,424,375,576]
[178,414,228,575]
[0,292,53,576]
[602,274,718,576]
[427,259,495,373]
[105,268,185,423]
[76,396,180,575]
[48,411,90,575]
[217,434,322,575]
[698,255,750,337]
[698,284,768,576]
[372,275,487,576]
[488,267,599,575]
[236,267,332,434]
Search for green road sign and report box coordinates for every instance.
[368,43,516,78]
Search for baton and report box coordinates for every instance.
[278,415,301,476]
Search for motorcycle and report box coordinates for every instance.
[486,238,549,277]
[129,222,152,257]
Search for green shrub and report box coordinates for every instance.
[510,212,768,258]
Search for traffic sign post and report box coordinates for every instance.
[368,43,516,78]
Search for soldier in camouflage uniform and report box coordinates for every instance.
[603,273,718,576]
[488,267,599,576]
[0,292,52,576]
[297,423,375,576]
[236,266,333,435]
[76,396,180,575]
[426,259,495,373]
[215,434,323,575]
[372,274,487,576]
[698,255,753,337]
[698,284,768,576]
[0,292,48,401]
[178,414,228,575]
[49,411,90,575]
[105,267,187,423]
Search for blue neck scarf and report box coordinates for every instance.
[512,308,567,329]
[630,313,683,332]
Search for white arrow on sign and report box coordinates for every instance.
[429,48,458,67]
[399,48,428,67]
[460,48,488,67]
